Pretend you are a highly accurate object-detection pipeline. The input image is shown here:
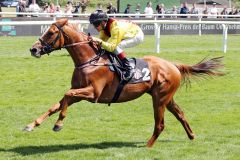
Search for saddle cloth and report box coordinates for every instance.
[109,58,151,84]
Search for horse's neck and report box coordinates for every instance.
[64,27,97,66]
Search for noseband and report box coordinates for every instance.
[39,23,64,54]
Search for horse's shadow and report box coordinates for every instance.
[0,141,143,156]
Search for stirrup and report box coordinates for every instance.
[123,69,134,81]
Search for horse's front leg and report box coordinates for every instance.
[23,97,78,132]
[53,86,95,132]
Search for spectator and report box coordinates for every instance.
[82,7,87,14]
[135,9,140,18]
[124,4,131,14]
[106,2,117,14]
[144,1,154,18]
[190,3,198,17]
[170,5,178,18]
[180,2,189,18]
[16,0,26,17]
[28,0,41,17]
[136,3,141,11]
[42,2,48,9]
[202,6,209,18]
[210,3,218,18]
[64,1,73,17]
[28,0,32,6]
[156,3,165,18]
[234,8,240,15]
[72,3,80,14]
[236,8,240,15]
[80,0,89,14]
[42,3,49,10]
[229,6,238,15]
[42,3,50,17]
[49,3,55,14]
[55,5,63,17]
[0,3,2,17]
[96,3,102,10]
[220,6,228,18]
[135,3,141,18]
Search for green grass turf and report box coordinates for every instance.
[0,35,239,160]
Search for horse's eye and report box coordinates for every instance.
[47,32,54,36]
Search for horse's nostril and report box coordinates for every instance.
[30,48,37,53]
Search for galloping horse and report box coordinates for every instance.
[27,18,224,147]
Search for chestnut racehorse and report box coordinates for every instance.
[27,19,224,147]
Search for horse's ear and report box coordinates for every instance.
[55,18,68,28]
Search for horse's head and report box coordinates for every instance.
[30,19,68,58]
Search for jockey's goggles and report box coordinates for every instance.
[92,21,101,28]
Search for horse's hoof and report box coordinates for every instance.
[189,133,195,140]
[146,140,154,148]
[23,126,33,132]
[53,125,62,132]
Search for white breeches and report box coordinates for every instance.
[113,29,144,55]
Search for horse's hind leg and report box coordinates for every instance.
[147,100,166,148]
[147,84,173,148]
[23,97,80,132]
[166,99,195,140]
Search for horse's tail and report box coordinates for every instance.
[175,56,224,84]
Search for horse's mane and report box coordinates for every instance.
[67,23,80,32]
[66,23,88,40]
[64,22,101,51]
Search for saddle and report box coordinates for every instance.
[104,50,151,105]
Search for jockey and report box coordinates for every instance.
[88,9,144,81]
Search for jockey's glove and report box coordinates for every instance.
[92,37,102,46]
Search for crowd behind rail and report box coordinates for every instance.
[0,0,240,18]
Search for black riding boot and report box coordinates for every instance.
[121,58,134,81]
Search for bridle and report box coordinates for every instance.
[38,23,113,69]
[38,23,89,55]
[39,23,64,54]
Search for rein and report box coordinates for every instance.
[39,23,116,70]
[75,49,118,70]
[63,41,90,48]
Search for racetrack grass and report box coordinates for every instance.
[0,35,239,160]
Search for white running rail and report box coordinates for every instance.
[1,12,240,53]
